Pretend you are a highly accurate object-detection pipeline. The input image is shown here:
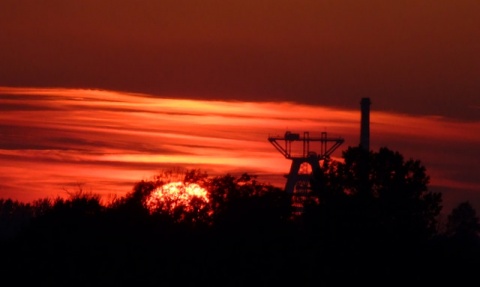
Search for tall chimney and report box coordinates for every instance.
[360,97,371,151]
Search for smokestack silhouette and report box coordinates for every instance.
[360,98,371,151]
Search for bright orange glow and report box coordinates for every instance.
[145,181,210,213]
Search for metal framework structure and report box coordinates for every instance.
[268,131,344,212]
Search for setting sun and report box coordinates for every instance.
[145,181,210,214]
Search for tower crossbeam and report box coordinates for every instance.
[268,130,344,214]
[268,131,344,160]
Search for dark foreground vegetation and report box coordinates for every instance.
[1,147,479,286]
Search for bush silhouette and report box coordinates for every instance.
[1,155,479,285]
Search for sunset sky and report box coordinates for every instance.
[1,1,479,214]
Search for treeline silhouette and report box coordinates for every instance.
[1,146,479,286]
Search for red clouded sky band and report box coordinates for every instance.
[1,87,479,214]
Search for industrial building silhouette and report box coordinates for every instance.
[268,98,371,212]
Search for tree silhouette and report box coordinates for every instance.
[0,199,34,240]
[303,146,444,279]
[432,201,480,281]
[2,163,479,285]
[310,146,442,236]
[207,172,291,229]
[446,201,480,241]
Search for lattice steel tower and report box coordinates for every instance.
[268,131,344,212]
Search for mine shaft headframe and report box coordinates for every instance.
[268,131,344,159]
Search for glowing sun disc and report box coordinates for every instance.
[145,181,209,212]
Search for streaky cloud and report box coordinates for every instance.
[0,86,479,214]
